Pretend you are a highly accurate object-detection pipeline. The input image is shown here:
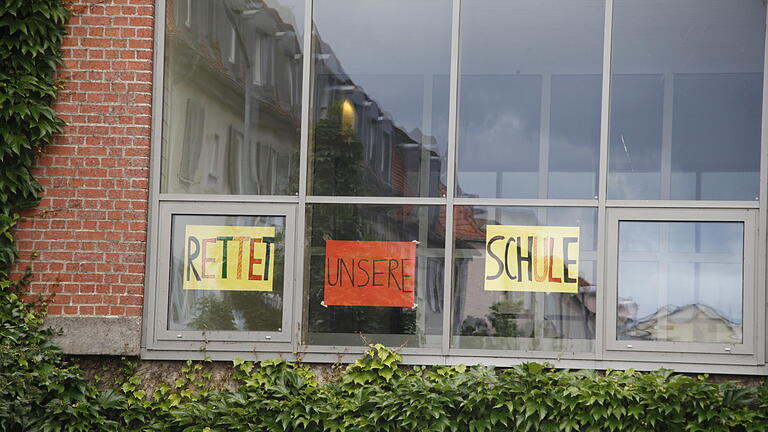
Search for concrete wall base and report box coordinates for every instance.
[44,316,141,356]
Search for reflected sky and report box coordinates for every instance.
[618,221,743,323]
[609,0,764,201]
[456,0,604,199]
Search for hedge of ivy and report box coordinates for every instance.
[2,1,768,431]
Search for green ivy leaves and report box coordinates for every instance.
[0,0,67,280]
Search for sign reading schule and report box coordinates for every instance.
[484,225,579,293]
[183,225,276,291]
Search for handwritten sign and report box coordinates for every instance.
[183,225,276,291]
[324,240,416,307]
[484,225,579,293]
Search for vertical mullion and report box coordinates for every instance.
[145,0,168,352]
[660,72,673,200]
[596,0,614,360]
[756,3,768,366]
[441,0,462,358]
[292,0,314,354]
[538,74,552,199]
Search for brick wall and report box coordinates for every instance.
[12,0,155,322]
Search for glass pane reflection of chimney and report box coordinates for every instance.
[308,0,452,197]
[162,0,305,195]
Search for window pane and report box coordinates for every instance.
[162,0,305,195]
[305,204,445,347]
[617,221,743,343]
[456,0,604,199]
[308,0,452,197]
[609,0,765,201]
[168,214,287,332]
[452,206,597,351]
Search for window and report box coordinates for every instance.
[161,0,303,195]
[456,0,604,199]
[609,0,764,201]
[605,208,757,358]
[308,0,452,197]
[147,0,768,373]
[452,206,597,353]
[150,202,296,348]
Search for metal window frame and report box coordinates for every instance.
[604,207,757,362]
[150,201,296,346]
[141,0,768,374]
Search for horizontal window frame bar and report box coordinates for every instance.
[305,196,447,205]
[139,347,766,372]
[158,194,300,203]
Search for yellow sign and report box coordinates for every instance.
[182,225,276,291]
[484,225,579,293]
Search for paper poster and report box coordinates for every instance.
[183,225,276,291]
[484,225,579,293]
[324,240,416,307]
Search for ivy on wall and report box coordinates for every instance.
[0,0,68,282]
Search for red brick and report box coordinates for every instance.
[12,0,153,319]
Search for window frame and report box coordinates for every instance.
[604,208,758,361]
[145,201,297,352]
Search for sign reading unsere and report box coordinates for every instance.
[183,225,276,291]
[324,240,416,307]
[484,225,579,293]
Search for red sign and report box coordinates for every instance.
[324,240,416,307]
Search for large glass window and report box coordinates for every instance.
[308,0,452,197]
[148,0,768,372]
[304,204,445,347]
[609,0,765,201]
[456,0,605,199]
[162,0,305,195]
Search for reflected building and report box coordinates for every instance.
[162,0,303,196]
[310,37,445,198]
[620,303,742,344]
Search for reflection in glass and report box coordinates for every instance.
[617,221,743,343]
[452,206,597,351]
[162,0,305,195]
[456,0,604,199]
[308,0,452,197]
[305,204,445,347]
[609,0,764,200]
[168,215,287,332]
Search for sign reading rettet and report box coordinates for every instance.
[183,225,276,292]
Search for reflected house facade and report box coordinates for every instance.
[162,0,302,197]
[621,304,742,344]
[163,0,303,329]
[304,21,448,345]
[310,38,444,198]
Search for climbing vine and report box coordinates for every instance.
[0,0,67,282]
